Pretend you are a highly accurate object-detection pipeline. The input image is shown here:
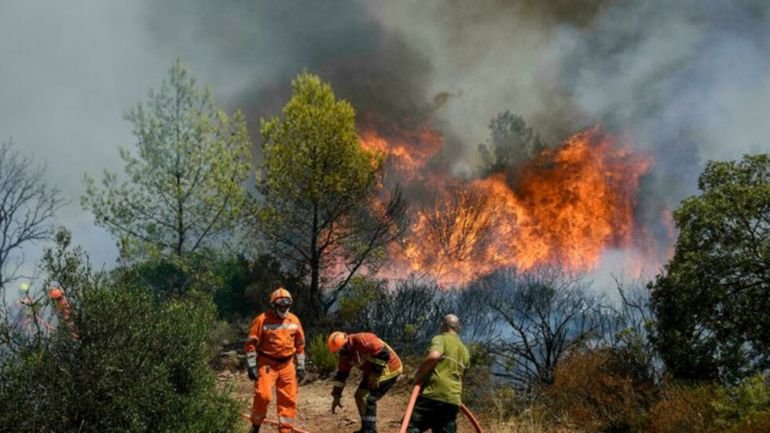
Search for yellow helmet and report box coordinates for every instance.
[327,331,348,353]
[269,287,292,305]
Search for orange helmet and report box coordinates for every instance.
[49,288,63,300]
[269,287,292,304]
[327,331,348,353]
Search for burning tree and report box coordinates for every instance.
[404,181,513,283]
[393,127,651,286]
[258,73,407,319]
[478,110,547,174]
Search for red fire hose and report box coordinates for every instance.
[239,412,312,433]
[240,385,483,433]
[398,384,423,433]
[460,403,484,433]
[398,385,484,433]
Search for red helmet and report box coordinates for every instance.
[327,331,348,353]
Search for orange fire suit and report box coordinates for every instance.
[53,294,78,338]
[244,310,305,433]
[331,333,402,432]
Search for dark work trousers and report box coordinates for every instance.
[405,396,460,433]
[354,375,399,433]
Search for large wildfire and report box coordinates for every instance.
[361,125,658,286]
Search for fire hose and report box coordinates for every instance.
[398,384,484,433]
[239,384,483,433]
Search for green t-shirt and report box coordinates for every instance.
[421,332,470,406]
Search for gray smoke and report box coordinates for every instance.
[144,0,436,129]
[1,0,769,286]
[0,1,171,274]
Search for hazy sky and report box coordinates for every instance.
[1,0,769,288]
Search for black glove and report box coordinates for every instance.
[248,366,259,381]
[296,367,306,381]
[246,352,258,381]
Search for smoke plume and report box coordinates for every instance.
[2,0,769,287]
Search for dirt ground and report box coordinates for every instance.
[223,370,482,433]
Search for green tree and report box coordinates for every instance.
[478,111,547,174]
[82,60,252,259]
[650,154,770,381]
[258,73,407,320]
[210,253,305,321]
[0,228,238,433]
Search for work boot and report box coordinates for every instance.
[354,422,377,433]
[249,425,260,433]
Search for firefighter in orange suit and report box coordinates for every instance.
[49,287,77,337]
[244,288,305,433]
[328,332,403,433]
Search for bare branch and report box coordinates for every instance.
[0,141,62,292]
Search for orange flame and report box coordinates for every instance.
[370,126,653,286]
[359,126,443,179]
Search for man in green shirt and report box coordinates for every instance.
[407,314,470,433]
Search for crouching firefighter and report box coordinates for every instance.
[244,288,306,433]
[328,331,403,433]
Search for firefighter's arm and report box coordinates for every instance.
[330,358,351,414]
[330,357,352,392]
[413,350,442,385]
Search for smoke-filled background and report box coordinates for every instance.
[1,0,769,287]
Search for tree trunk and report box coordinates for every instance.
[309,203,322,322]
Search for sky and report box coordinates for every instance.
[1,0,769,291]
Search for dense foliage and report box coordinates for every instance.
[0,230,238,433]
[650,154,770,381]
[258,73,407,320]
[83,60,252,259]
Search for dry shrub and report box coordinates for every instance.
[546,348,657,433]
[648,384,720,433]
[481,405,561,433]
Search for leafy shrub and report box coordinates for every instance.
[338,276,385,326]
[727,410,770,433]
[711,373,770,432]
[0,230,239,433]
[308,333,337,376]
[210,254,305,322]
[1,287,239,433]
